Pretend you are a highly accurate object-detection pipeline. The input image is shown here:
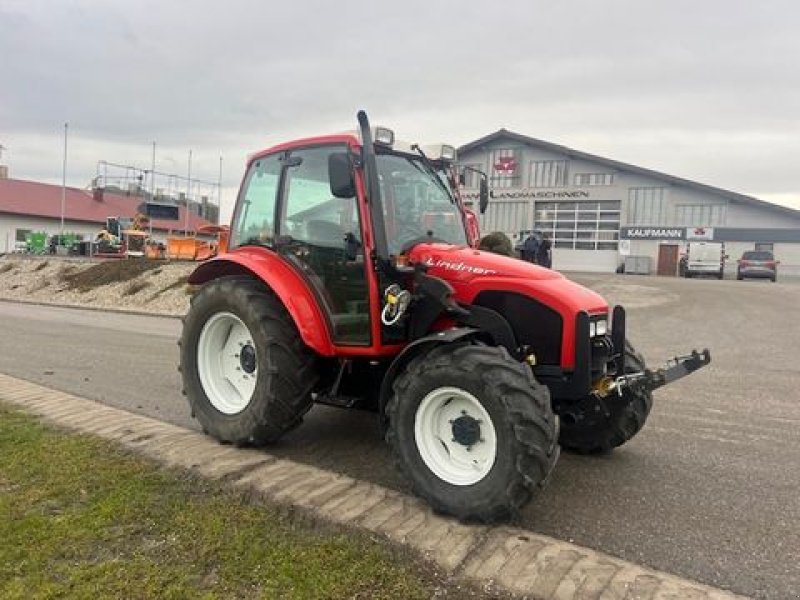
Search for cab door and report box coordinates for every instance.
[276,145,371,345]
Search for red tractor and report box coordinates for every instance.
[180,111,710,521]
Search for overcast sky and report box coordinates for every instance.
[2,0,799,221]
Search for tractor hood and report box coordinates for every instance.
[409,243,560,282]
[407,243,609,315]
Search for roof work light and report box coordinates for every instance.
[374,127,395,146]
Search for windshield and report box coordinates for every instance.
[376,153,468,254]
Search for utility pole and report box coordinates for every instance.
[150,141,156,197]
[185,149,192,235]
[150,141,156,237]
[217,155,223,225]
[61,122,68,234]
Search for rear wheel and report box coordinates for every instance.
[558,341,653,454]
[180,276,317,445]
[386,343,559,521]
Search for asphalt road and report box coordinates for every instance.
[2,275,799,599]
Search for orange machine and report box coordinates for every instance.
[166,225,230,261]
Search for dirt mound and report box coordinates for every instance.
[0,256,196,315]
[60,259,165,292]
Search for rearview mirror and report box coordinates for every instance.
[329,153,355,198]
[479,179,489,215]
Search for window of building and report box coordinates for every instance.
[627,187,667,225]
[673,204,726,227]
[15,229,31,243]
[534,200,620,250]
[530,160,568,188]
[489,148,521,189]
[574,172,614,186]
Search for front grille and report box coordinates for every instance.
[474,291,563,364]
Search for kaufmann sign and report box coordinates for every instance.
[621,227,685,240]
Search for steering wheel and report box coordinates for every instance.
[400,234,448,254]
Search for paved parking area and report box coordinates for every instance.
[1,273,798,598]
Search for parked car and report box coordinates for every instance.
[737,250,778,282]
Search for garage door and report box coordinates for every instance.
[535,200,621,273]
[552,249,619,273]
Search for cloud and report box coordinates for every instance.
[2,0,799,220]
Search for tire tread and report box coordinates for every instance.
[180,276,317,446]
[386,343,559,522]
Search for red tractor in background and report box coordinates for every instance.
[180,111,711,521]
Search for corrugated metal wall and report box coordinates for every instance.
[478,200,531,238]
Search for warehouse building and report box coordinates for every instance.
[0,176,213,253]
[459,130,800,276]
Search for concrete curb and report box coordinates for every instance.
[0,373,748,600]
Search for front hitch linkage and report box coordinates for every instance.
[613,348,712,395]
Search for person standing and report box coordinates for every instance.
[536,233,552,268]
[522,232,540,263]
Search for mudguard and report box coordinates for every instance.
[188,248,337,357]
[377,327,485,429]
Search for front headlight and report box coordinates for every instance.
[595,319,608,336]
[589,318,608,337]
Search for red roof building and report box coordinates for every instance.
[0,178,213,232]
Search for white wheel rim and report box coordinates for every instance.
[197,312,258,415]
[414,386,498,486]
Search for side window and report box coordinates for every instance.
[231,155,280,247]
[281,146,360,245]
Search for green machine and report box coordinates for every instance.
[25,231,48,254]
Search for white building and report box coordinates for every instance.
[458,130,800,276]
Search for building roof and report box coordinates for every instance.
[0,178,213,232]
[459,129,800,219]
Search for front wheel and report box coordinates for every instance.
[386,343,559,522]
[558,341,653,454]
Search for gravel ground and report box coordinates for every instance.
[0,255,196,315]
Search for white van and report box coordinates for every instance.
[680,242,726,279]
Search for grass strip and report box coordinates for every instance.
[0,405,477,599]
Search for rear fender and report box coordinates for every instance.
[188,249,336,356]
[377,327,485,430]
